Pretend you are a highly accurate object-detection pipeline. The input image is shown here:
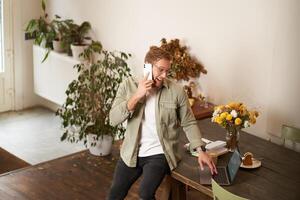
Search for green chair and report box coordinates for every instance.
[281,124,300,144]
[211,179,248,200]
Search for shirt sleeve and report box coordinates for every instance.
[109,79,135,126]
[177,87,205,151]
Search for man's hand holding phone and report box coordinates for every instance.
[135,63,153,98]
[144,63,153,81]
[126,64,154,111]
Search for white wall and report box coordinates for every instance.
[12,0,41,109]
[12,0,60,111]
[41,0,299,146]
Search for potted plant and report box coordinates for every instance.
[61,21,92,60]
[55,41,132,156]
[159,38,207,81]
[25,0,56,62]
[51,15,73,53]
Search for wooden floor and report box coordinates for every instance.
[0,149,162,199]
[0,147,30,174]
[0,143,207,199]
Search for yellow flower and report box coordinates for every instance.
[228,102,242,110]
[226,114,233,121]
[213,117,218,123]
[212,102,259,128]
[250,117,256,124]
[239,105,247,116]
[215,117,223,124]
[220,112,228,119]
[214,105,225,111]
[235,118,242,125]
[249,111,258,124]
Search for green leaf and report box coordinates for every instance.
[41,49,50,63]
[61,131,68,141]
[42,0,46,12]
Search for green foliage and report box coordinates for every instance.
[60,21,92,55]
[51,15,74,52]
[41,0,46,12]
[56,41,131,145]
[25,0,92,60]
[79,40,102,62]
[25,0,55,62]
[51,15,74,39]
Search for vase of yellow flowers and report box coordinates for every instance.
[225,126,240,152]
[212,102,259,152]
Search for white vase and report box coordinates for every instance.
[71,44,88,61]
[84,37,92,45]
[53,40,64,52]
[87,134,113,156]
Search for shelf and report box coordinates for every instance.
[191,99,214,120]
[33,45,79,105]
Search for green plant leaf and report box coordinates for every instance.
[61,131,68,141]
[57,40,131,143]
[41,49,50,63]
[42,0,46,12]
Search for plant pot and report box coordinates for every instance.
[87,134,113,156]
[84,37,92,45]
[53,39,64,53]
[71,44,88,61]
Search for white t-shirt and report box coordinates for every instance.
[138,89,164,157]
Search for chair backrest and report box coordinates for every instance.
[211,179,248,200]
[281,125,300,143]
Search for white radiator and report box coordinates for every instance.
[33,45,79,105]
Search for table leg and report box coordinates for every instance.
[170,178,186,200]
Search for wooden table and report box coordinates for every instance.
[1,119,299,200]
[191,100,214,120]
[170,118,300,200]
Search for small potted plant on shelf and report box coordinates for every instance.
[60,21,92,60]
[25,0,56,62]
[51,15,73,53]
[56,41,132,156]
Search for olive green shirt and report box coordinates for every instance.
[109,76,204,170]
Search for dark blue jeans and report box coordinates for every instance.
[107,154,170,200]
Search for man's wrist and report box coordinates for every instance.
[196,145,206,153]
[127,94,140,111]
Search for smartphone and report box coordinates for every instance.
[143,63,153,80]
